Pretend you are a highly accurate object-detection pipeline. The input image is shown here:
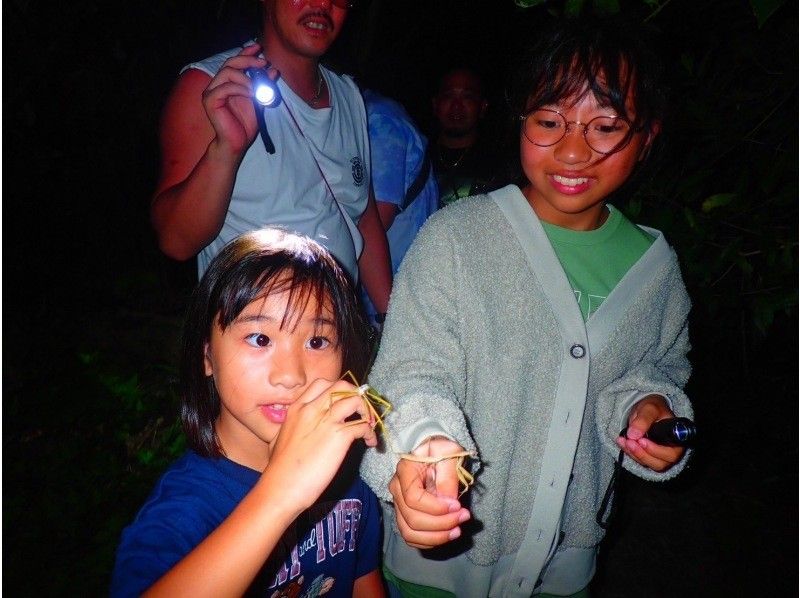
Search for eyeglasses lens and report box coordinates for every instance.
[523,110,631,154]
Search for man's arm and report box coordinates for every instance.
[375,200,399,230]
[357,187,393,313]
[151,46,266,260]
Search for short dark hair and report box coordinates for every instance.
[180,228,372,457]
[435,66,486,97]
[507,16,666,133]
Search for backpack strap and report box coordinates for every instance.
[400,141,433,211]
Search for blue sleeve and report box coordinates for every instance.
[110,494,221,597]
[110,465,231,598]
[368,112,410,207]
[354,479,383,578]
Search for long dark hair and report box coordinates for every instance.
[180,228,372,457]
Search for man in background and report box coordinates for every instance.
[430,67,499,207]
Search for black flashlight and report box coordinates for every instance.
[245,67,281,154]
[644,417,697,448]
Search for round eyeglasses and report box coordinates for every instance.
[519,108,634,155]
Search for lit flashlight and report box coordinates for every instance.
[245,67,281,154]
[246,67,281,107]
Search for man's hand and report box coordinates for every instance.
[202,44,274,157]
[388,437,471,549]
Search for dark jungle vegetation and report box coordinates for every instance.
[3,0,796,595]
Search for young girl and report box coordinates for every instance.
[360,18,694,598]
[112,228,386,597]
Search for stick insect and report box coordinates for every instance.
[331,371,477,497]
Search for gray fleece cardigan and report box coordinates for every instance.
[360,185,694,597]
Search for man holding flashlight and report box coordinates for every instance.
[151,0,391,315]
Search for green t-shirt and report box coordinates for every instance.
[541,205,655,321]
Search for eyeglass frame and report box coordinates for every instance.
[518,108,640,155]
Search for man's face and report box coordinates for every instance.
[432,69,488,138]
[265,0,349,60]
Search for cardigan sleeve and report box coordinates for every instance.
[594,255,694,481]
[360,210,479,503]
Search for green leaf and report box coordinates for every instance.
[564,0,586,17]
[513,0,548,7]
[78,352,98,365]
[592,0,620,14]
[749,0,785,27]
[682,207,698,229]
[701,193,737,213]
[137,449,154,466]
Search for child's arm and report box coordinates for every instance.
[359,212,479,550]
[616,394,685,472]
[388,437,471,549]
[143,379,377,598]
[354,570,388,598]
[595,254,694,481]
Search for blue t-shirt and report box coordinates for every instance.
[111,451,381,598]
[361,89,438,319]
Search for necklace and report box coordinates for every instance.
[437,145,469,170]
[309,69,325,107]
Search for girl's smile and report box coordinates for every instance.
[549,173,592,195]
[520,91,656,231]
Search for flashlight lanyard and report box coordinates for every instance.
[280,92,364,255]
[281,99,338,202]
[596,419,696,529]
[596,447,625,530]
[254,104,276,154]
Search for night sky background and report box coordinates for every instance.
[3,0,797,595]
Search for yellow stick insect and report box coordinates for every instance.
[330,372,476,497]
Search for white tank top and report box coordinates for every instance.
[184,45,371,280]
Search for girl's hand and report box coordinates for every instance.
[201,44,277,158]
[617,394,685,472]
[263,379,379,514]
[388,437,471,550]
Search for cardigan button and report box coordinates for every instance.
[570,343,586,359]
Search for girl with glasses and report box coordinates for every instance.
[361,17,694,598]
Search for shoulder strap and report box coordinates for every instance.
[400,141,432,211]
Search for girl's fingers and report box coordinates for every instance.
[618,436,682,472]
[295,378,342,406]
[394,460,462,515]
[388,470,467,548]
[393,505,459,549]
[326,393,372,422]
